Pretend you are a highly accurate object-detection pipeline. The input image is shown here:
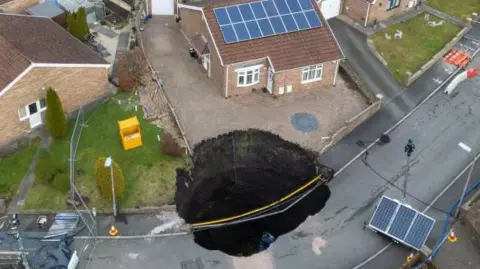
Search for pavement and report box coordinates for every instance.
[65,22,480,269]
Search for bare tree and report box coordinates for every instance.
[116,47,148,91]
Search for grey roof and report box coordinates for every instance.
[26,2,65,18]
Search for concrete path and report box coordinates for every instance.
[7,129,50,213]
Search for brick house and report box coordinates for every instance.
[0,14,110,145]
[342,0,419,26]
[0,0,38,13]
[177,0,344,98]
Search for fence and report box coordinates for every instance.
[68,107,98,269]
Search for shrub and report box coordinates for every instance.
[116,47,148,91]
[52,173,70,192]
[45,88,67,138]
[35,149,63,185]
[66,8,89,41]
[160,132,185,157]
[95,157,125,199]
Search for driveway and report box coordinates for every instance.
[142,16,368,150]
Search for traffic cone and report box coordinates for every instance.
[447,229,457,243]
[406,252,414,263]
[109,224,118,236]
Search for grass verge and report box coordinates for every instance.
[425,0,479,21]
[25,93,188,211]
[371,13,460,85]
[0,140,40,201]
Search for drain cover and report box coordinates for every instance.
[291,112,318,133]
[181,258,204,269]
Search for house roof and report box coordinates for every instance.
[0,0,13,5]
[202,0,343,71]
[26,2,65,18]
[0,14,109,93]
[190,34,210,55]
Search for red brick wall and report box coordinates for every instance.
[343,0,369,23]
[0,66,108,143]
[368,0,411,24]
[226,58,268,97]
[272,61,338,96]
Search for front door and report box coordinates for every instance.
[267,67,274,94]
[203,54,211,77]
[27,102,42,128]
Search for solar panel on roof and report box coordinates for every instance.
[404,214,435,249]
[369,196,398,232]
[233,22,250,41]
[220,25,238,43]
[227,6,243,23]
[274,0,290,15]
[246,21,262,38]
[214,0,323,44]
[215,8,230,25]
[387,205,416,240]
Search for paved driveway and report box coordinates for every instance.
[142,16,368,150]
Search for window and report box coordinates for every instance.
[388,0,401,10]
[237,67,260,87]
[18,99,47,121]
[302,64,323,83]
[39,98,46,110]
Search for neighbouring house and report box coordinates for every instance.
[26,2,67,28]
[0,0,38,13]
[177,0,344,98]
[343,0,419,26]
[0,14,111,145]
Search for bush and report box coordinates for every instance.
[66,8,89,41]
[160,132,185,157]
[45,88,67,138]
[116,47,148,91]
[52,173,70,192]
[35,149,63,185]
[95,157,125,199]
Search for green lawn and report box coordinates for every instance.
[25,93,188,211]
[0,140,39,201]
[425,0,479,21]
[371,13,460,85]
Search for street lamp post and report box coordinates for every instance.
[104,157,117,217]
[455,142,477,219]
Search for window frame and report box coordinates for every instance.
[387,0,401,10]
[18,98,47,121]
[301,64,323,84]
[236,65,261,87]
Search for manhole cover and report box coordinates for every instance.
[181,258,204,269]
[291,112,318,133]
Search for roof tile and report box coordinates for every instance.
[203,0,343,71]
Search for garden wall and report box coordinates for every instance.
[320,59,381,154]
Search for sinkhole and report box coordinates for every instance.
[175,129,334,256]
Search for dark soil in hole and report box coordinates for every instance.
[175,129,334,257]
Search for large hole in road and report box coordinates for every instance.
[175,129,333,257]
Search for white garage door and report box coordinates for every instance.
[319,0,341,20]
[151,0,174,15]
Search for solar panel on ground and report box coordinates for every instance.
[404,213,435,249]
[369,196,398,232]
[387,205,416,241]
[214,0,323,44]
[368,196,436,250]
